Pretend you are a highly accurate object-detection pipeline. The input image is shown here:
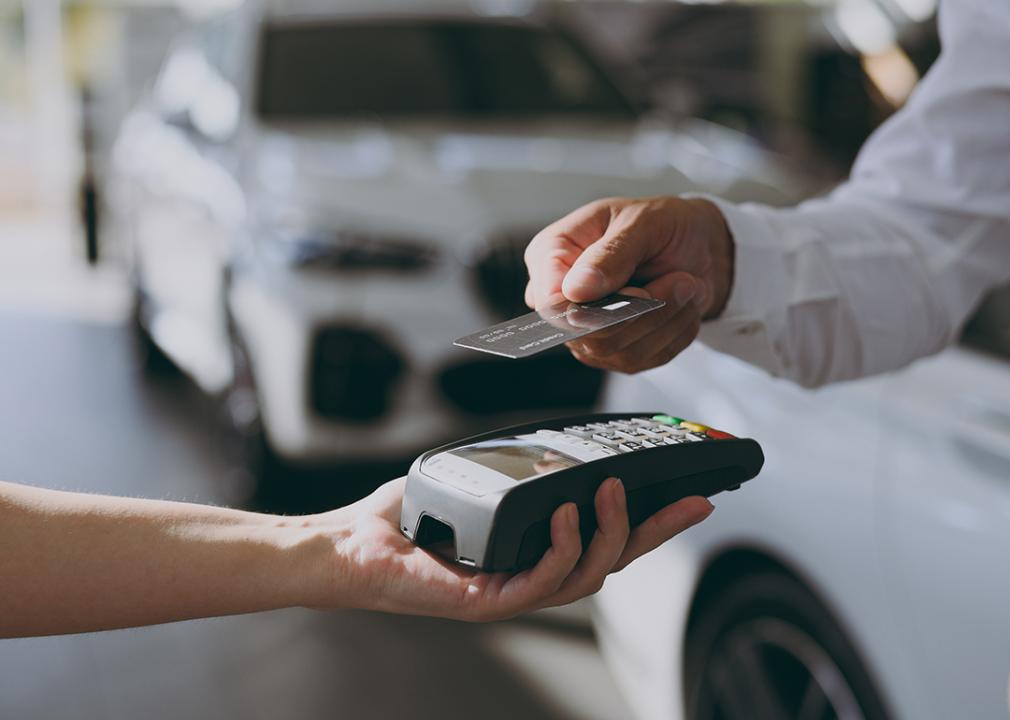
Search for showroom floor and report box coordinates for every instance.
[0,223,633,720]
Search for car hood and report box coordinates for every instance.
[248,119,794,239]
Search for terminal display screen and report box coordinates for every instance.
[451,438,581,481]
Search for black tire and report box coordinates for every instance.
[684,571,891,720]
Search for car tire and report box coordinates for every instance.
[684,570,890,720]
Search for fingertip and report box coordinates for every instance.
[594,478,629,537]
[566,502,580,531]
[562,265,609,302]
[617,286,652,300]
[551,502,580,550]
[535,290,570,312]
[603,476,625,506]
[692,496,715,516]
[594,477,617,510]
[673,277,697,306]
[692,280,708,309]
[663,496,715,529]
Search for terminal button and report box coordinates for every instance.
[707,429,735,440]
[652,415,683,426]
[536,429,565,439]
[591,433,623,448]
[607,420,638,430]
[680,421,709,433]
[634,428,665,439]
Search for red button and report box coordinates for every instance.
[706,429,735,440]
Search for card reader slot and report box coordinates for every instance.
[412,514,480,567]
[414,514,455,546]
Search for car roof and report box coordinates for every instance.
[262,0,541,23]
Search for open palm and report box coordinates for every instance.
[328,476,713,621]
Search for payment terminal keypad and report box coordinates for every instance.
[565,415,732,453]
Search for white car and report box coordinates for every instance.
[107,0,795,492]
[594,284,1010,720]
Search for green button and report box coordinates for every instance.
[652,415,683,426]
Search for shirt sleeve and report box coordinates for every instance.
[697,0,1010,388]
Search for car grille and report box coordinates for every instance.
[286,234,439,273]
[462,230,605,415]
[472,230,536,320]
[439,351,605,416]
[309,326,405,422]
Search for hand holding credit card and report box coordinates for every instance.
[454,294,665,359]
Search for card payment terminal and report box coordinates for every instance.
[400,413,763,572]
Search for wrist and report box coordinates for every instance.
[687,198,735,319]
[261,509,355,611]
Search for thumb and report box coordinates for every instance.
[643,270,707,310]
[561,227,649,303]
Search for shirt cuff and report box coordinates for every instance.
[683,194,790,378]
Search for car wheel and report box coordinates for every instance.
[684,571,890,720]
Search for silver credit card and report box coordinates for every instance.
[453,294,666,359]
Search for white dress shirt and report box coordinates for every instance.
[698,0,1010,388]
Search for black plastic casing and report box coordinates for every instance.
[400,413,764,572]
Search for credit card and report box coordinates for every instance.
[453,294,666,359]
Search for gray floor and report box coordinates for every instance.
[0,312,632,720]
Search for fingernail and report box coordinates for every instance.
[612,478,626,512]
[567,504,579,530]
[692,284,708,309]
[674,278,697,306]
[563,266,608,299]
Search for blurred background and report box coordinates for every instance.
[0,0,940,503]
[9,2,1008,720]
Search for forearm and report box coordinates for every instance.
[0,481,345,637]
[700,1,1010,387]
[699,196,960,386]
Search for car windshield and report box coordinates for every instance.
[256,20,637,120]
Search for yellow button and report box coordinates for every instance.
[680,421,709,433]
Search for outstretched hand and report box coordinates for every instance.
[524,196,734,375]
[325,476,713,622]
